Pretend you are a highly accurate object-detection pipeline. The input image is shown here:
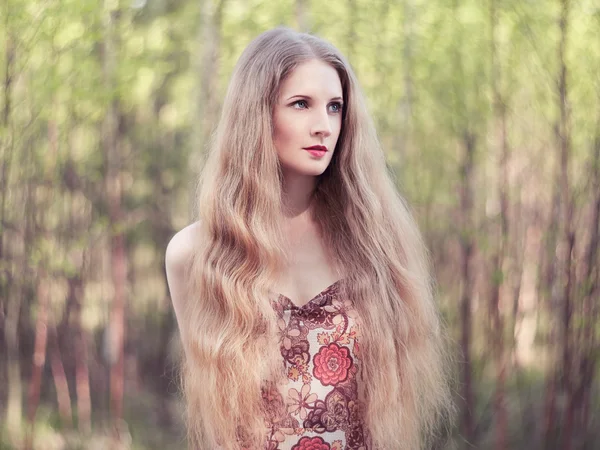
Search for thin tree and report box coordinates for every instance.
[543,0,573,448]
[295,0,310,32]
[489,0,509,447]
[1,13,21,445]
[25,273,50,450]
[101,0,127,436]
[579,105,600,443]
[450,0,477,444]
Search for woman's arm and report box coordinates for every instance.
[165,222,200,332]
[166,222,231,449]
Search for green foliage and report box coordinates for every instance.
[1,0,599,448]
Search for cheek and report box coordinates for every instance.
[332,117,343,141]
[274,115,298,150]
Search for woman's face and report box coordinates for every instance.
[273,59,343,180]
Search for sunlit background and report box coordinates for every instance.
[1,0,599,449]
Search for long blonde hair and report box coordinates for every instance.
[180,27,455,450]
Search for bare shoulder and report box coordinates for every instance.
[165,221,202,327]
[165,221,201,274]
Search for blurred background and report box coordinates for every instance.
[0,0,599,449]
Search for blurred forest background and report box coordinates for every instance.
[1,0,599,449]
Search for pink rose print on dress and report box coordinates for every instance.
[291,436,331,450]
[313,343,353,386]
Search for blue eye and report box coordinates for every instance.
[292,100,308,109]
[290,99,343,113]
[329,102,343,113]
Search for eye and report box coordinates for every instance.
[292,100,308,109]
[328,102,343,114]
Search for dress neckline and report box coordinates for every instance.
[275,278,344,310]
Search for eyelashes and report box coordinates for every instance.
[291,99,309,109]
[291,99,344,114]
[328,102,343,113]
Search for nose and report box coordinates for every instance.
[310,108,332,138]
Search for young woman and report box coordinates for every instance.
[166,27,454,450]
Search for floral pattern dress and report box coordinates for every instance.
[261,279,371,450]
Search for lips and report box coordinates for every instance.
[303,145,327,152]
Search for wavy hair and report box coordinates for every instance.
[179,27,455,450]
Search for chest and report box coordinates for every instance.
[275,222,341,308]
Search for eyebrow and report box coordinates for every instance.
[286,94,344,102]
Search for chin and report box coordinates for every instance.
[291,167,329,177]
[282,163,330,178]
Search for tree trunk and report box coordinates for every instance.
[102,1,127,433]
[0,29,15,286]
[4,269,23,446]
[451,0,477,441]
[4,140,35,447]
[24,275,50,450]
[542,2,573,448]
[459,130,476,445]
[194,0,227,161]
[0,27,16,438]
[48,325,73,428]
[75,323,92,434]
[67,270,91,433]
[396,0,414,157]
[577,81,600,450]
[295,0,310,32]
[545,0,574,450]
[489,0,509,446]
[346,0,357,62]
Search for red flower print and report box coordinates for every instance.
[313,343,353,386]
[291,436,331,450]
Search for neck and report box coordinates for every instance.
[280,172,318,219]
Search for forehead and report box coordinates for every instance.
[278,59,343,99]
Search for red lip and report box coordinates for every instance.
[304,145,327,152]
